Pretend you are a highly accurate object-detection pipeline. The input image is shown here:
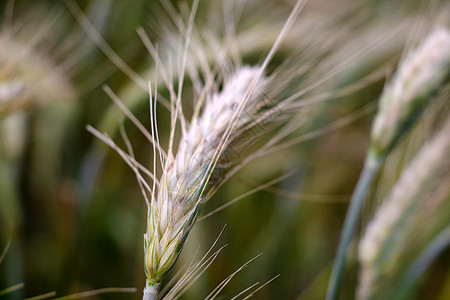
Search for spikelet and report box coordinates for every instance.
[358,116,450,300]
[370,27,450,158]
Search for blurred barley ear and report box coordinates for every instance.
[370,27,450,158]
[326,27,450,300]
[358,115,450,300]
[0,34,76,116]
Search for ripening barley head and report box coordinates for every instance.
[370,27,450,158]
[143,66,267,285]
[85,1,309,297]
[359,110,450,300]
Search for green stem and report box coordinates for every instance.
[143,281,160,300]
[326,153,383,300]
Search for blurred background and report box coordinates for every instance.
[0,0,449,299]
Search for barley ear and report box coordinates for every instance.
[326,27,450,300]
[358,116,450,300]
[142,67,267,297]
[0,34,75,116]
[370,27,450,158]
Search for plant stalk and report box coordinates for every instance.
[326,153,383,300]
[143,281,160,300]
